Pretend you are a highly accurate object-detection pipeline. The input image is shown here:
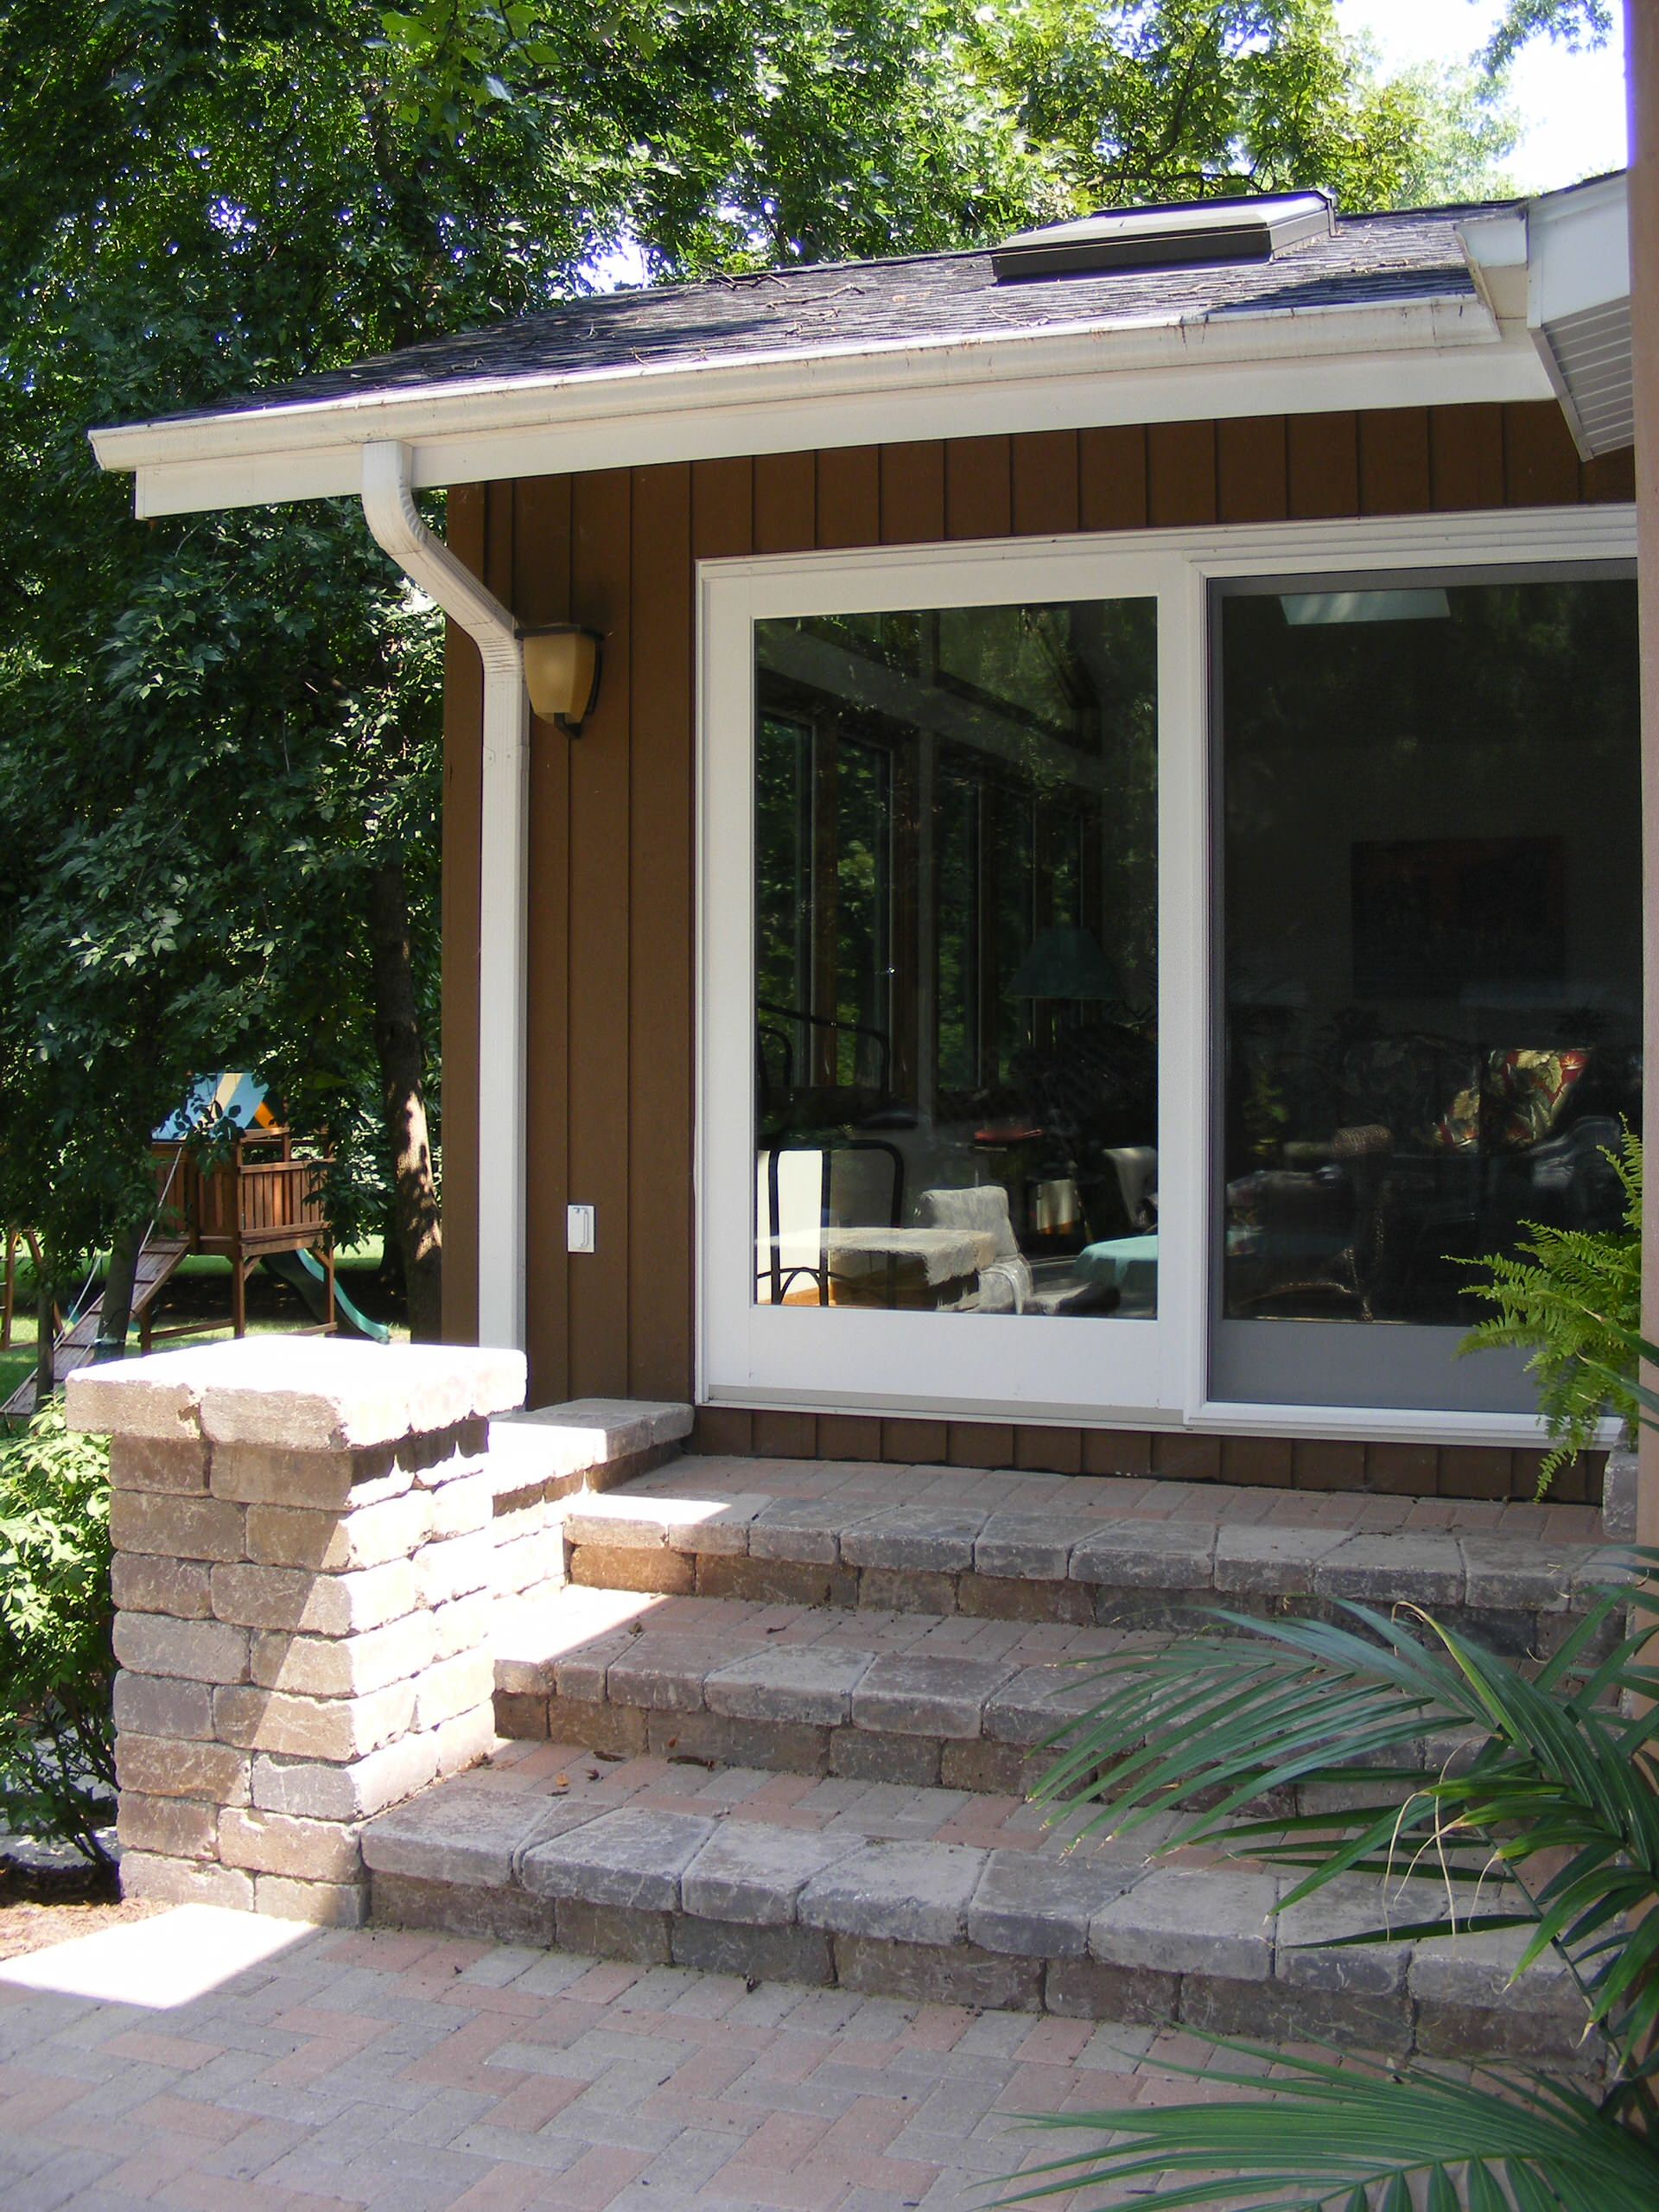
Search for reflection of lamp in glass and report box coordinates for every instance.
[1009,927,1114,1240]
[1009,925,1116,1001]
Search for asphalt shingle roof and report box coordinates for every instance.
[173,204,1503,424]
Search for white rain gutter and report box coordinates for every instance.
[93,289,1532,519]
[1459,171,1633,459]
[359,440,526,1353]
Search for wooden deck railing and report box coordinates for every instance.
[154,1135,329,1252]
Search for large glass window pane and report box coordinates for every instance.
[1217,572,1640,1412]
[754,600,1157,1319]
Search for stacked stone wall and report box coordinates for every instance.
[69,1340,525,1925]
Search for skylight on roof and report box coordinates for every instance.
[992,191,1334,283]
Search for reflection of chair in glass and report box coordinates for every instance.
[1062,1146,1159,1314]
[1226,1028,1469,1317]
[1103,1144,1158,1229]
[1009,1020,1157,1246]
[755,1001,915,1135]
[1525,1113,1624,1225]
[758,1140,906,1306]
[1228,1125,1395,1318]
[918,1185,1031,1312]
[1227,1034,1625,1325]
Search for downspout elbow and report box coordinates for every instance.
[359,442,521,678]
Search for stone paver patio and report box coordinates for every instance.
[0,1903,1305,2211]
[618,1455,1605,1542]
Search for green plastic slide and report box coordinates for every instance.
[259,1250,391,1343]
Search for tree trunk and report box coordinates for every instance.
[93,1225,139,1363]
[367,855,443,1340]
[34,1280,54,1408]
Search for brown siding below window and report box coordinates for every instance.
[441,400,1634,1496]
[686,1408,1605,1506]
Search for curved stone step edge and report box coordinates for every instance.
[563,1492,1620,1637]
[359,1779,1590,2064]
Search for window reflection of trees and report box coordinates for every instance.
[755,601,1158,1140]
[1221,575,1642,1335]
[754,601,1160,1308]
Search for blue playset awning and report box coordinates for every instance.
[153,1073,276,1144]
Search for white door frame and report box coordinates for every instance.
[696,503,1637,1443]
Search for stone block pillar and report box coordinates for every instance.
[67,1337,525,1924]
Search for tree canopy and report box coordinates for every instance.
[0,0,1592,1327]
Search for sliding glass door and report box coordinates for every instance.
[1212,569,1641,1414]
[702,548,1189,1421]
[701,514,1637,1433]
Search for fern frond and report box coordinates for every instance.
[1458,1130,1641,1496]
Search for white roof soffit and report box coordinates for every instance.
[93,267,1552,524]
[1460,170,1632,461]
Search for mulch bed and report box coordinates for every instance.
[0,1857,161,1962]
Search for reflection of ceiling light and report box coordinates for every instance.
[1280,589,1451,626]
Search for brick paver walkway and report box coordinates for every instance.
[0,1909,1275,2211]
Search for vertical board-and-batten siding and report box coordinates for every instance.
[442,402,1634,1501]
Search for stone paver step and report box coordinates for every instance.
[492,1586,1468,1796]
[561,1457,1616,1648]
[362,1741,1592,2065]
[488,1395,692,1499]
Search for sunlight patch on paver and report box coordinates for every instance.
[0,1902,318,2008]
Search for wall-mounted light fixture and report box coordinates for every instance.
[519,623,603,732]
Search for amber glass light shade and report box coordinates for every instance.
[522,625,601,730]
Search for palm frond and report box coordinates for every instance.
[1033,1575,1659,2058]
[994,2044,1659,2212]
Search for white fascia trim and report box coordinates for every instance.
[1460,173,1631,329]
[1461,174,1636,463]
[93,291,1538,519]
[1528,175,1633,461]
[1528,169,1630,329]
[359,442,528,1353]
[1455,208,1529,326]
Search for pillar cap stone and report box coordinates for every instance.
[67,1337,526,1451]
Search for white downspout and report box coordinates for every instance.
[360,440,527,1353]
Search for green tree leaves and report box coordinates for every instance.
[0,0,1536,1285]
[969,0,1516,213]
[0,1404,114,1864]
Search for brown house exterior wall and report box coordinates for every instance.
[442,401,1634,1503]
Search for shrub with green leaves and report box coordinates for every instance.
[1458,1129,1640,1494]
[0,1402,115,1865]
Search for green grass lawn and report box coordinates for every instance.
[1,1241,406,1410]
